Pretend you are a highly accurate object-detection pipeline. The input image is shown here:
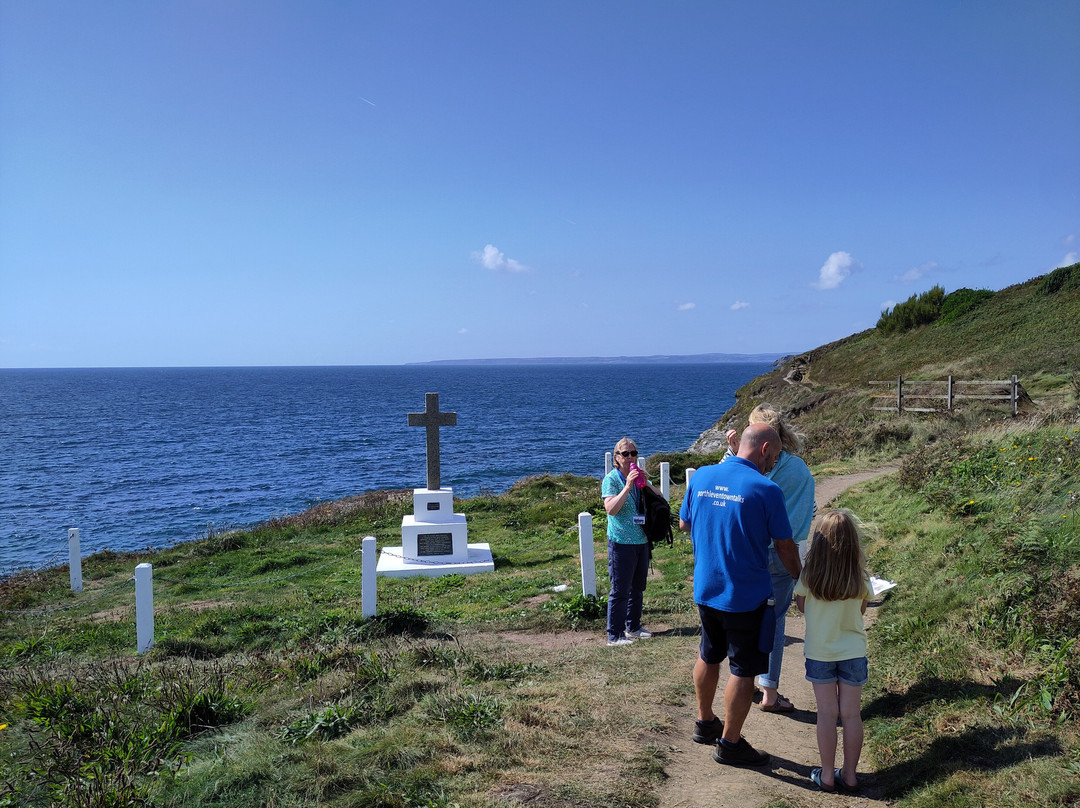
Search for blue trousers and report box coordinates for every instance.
[606,540,649,641]
[757,546,796,690]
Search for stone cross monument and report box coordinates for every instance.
[377,391,493,578]
[407,392,456,491]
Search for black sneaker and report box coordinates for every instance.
[713,737,770,766]
[692,717,725,744]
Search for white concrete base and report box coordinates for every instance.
[376,543,494,578]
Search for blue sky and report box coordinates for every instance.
[2,1,1078,368]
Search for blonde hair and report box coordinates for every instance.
[802,509,868,601]
[748,403,805,455]
[613,437,638,456]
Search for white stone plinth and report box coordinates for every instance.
[401,513,469,562]
[376,543,494,578]
[411,488,454,522]
[379,485,493,578]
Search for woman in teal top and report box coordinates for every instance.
[602,437,660,647]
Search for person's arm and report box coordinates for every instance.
[679,517,691,532]
[860,599,869,615]
[774,537,801,580]
[604,468,641,516]
[795,595,805,613]
[725,428,739,455]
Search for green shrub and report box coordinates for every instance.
[877,285,945,333]
[1038,263,1080,295]
[939,287,996,324]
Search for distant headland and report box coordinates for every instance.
[407,353,790,366]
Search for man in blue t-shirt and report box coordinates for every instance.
[678,423,802,767]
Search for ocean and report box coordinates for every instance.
[0,363,770,572]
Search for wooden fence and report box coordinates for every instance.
[869,375,1021,416]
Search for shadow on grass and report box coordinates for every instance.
[873,724,1061,799]
[863,675,1027,720]
[864,676,1063,800]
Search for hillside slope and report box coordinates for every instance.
[690,263,1080,464]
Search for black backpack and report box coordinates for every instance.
[637,485,674,553]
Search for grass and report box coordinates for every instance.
[2,266,1079,806]
[2,417,1077,807]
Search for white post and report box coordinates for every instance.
[68,528,82,593]
[577,512,597,597]
[604,451,612,475]
[686,467,696,486]
[135,563,154,654]
[361,536,377,618]
[660,462,670,500]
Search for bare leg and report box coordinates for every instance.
[720,673,756,743]
[838,682,864,789]
[812,681,839,789]
[693,657,720,721]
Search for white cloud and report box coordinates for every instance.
[880,300,897,312]
[730,301,749,311]
[1057,251,1078,268]
[813,251,862,290]
[457,328,468,334]
[898,261,938,283]
[678,302,696,311]
[472,244,527,273]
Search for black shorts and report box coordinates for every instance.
[697,601,769,678]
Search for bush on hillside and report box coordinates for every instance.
[876,285,945,333]
[938,287,996,324]
[1038,262,1080,295]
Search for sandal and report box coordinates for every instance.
[759,694,795,713]
[810,767,835,792]
[835,768,860,792]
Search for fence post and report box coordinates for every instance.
[1011,375,1018,417]
[660,462,670,500]
[896,375,903,413]
[361,536,376,618]
[947,376,954,411]
[577,512,597,597]
[604,451,612,475]
[686,467,696,486]
[68,528,82,593]
[135,563,154,654]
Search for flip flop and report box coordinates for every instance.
[759,694,795,713]
[810,767,836,792]
[835,768,860,792]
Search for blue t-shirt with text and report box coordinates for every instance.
[679,456,792,612]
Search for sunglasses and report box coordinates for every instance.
[617,450,638,457]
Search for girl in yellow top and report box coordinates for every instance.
[795,510,872,793]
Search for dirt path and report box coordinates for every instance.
[658,465,900,808]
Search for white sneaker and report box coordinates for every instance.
[625,628,652,640]
[607,636,635,647]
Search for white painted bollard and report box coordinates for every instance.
[577,512,597,597]
[361,536,377,618]
[660,462,670,500]
[135,563,154,654]
[686,467,696,486]
[604,451,612,475]
[68,528,82,593]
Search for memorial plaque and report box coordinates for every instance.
[417,532,454,556]
[427,502,440,511]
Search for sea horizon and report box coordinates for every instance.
[1,362,771,572]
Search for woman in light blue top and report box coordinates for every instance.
[725,404,815,712]
[601,437,661,647]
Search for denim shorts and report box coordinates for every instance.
[805,657,868,686]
